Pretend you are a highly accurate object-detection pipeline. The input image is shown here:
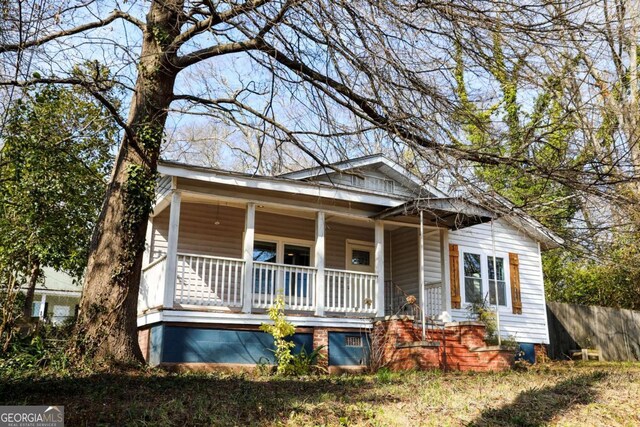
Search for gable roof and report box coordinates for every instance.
[279,153,446,198]
[158,155,564,249]
[157,160,410,208]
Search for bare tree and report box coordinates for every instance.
[1,0,635,364]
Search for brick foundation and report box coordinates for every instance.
[534,343,548,363]
[373,317,515,372]
[138,328,150,362]
[312,327,329,369]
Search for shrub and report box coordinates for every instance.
[260,295,295,375]
[466,295,497,339]
[0,323,73,379]
[260,295,326,376]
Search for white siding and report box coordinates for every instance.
[448,219,550,344]
[423,230,442,285]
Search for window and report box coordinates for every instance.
[461,249,509,307]
[345,241,375,273]
[351,249,370,266]
[253,241,277,263]
[284,244,311,297]
[463,253,482,304]
[488,256,507,306]
[31,301,42,318]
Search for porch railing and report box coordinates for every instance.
[252,261,316,311]
[175,253,245,307]
[325,269,377,314]
[140,255,167,310]
[149,253,380,315]
[424,281,443,319]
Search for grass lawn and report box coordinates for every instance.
[0,362,638,426]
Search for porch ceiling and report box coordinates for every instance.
[372,198,497,230]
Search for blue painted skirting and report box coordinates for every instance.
[328,332,370,366]
[157,325,313,364]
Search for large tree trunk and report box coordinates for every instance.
[22,259,41,320]
[73,1,183,365]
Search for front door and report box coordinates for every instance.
[283,244,311,298]
[253,240,277,295]
[253,239,313,301]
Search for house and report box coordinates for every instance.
[137,154,561,371]
[26,268,81,324]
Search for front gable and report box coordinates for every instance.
[281,155,442,199]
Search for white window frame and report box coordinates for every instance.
[345,239,375,273]
[458,246,511,312]
[253,233,315,265]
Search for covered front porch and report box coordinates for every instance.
[139,188,493,322]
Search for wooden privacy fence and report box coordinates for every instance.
[547,301,640,361]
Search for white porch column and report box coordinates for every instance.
[419,212,426,339]
[143,219,154,267]
[441,229,451,311]
[440,229,449,312]
[163,191,181,309]
[242,202,256,313]
[375,220,385,317]
[314,211,326,316]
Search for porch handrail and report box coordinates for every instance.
[142,254,167,272]
[325,268,378,276]
[176,252,245,262]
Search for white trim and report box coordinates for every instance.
[33,289,82,298]
[157,163,407,207]
[418,211,425,338]
[345,240,375,273]
[538,242,551,344]
[458,245,512,312]
[177,190,381,221]
[253,233,315,265]
[137,309,374,329]
[164,191,181,309]
[443,230,451,311]
[315,211,326,316]
[242,203,256,313]
[439,229,448,311]
[375,221,385,317]
[144,219,154,267]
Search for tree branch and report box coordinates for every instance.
[0,10,145,54]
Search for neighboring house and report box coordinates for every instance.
[26,268,81,324]
[137,154,562,371]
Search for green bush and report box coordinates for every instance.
[260,295,296,375]
[260,295,326,376]
[466,296,497,339]
[0,323,73,379]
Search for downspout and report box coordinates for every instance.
[419,211,426,341]
[491,219,502,346]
